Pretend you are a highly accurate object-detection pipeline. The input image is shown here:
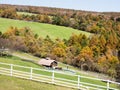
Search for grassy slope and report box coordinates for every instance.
[0,17,117,89]
[0,55,117,89]
[0,56,42,68]
[0,75,74,90]
[12,52,40,61]
[0,18,91,39]
[11,52,114,79]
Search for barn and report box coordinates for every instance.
[38,58,57,68]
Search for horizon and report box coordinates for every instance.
[1,3,120,13]
[0,0,119,12]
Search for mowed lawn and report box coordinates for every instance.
[0,75,74,90]
[0,18,91,39]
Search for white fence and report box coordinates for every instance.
[0,62,120,90]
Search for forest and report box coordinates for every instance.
[0,4,120,82]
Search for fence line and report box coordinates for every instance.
[0,62,119,90]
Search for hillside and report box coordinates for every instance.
[0,18,90,40]
[0,4,99,16]
[0,16,119,82]
[0,52,119,90]
[0,4,120,35]
[0,4,120,86]
[0,4,120,17]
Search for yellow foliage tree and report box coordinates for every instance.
[53,47,66,57]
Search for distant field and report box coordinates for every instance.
[0,75,74,90]
[17,12,37,16]
[0,18,91,39]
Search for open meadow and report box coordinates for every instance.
[0,18,91,40]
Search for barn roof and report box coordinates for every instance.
[38,58,57,66]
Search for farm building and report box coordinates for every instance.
[38,58,57,68]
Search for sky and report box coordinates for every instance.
[0,0,119,12]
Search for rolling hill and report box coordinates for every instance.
[0,18,91,40]
[0,4,120,89]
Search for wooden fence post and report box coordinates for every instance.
[30,67,33,80]
[10,64,13,76]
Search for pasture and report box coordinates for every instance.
[0,55,118,90]
[0,18,91,39]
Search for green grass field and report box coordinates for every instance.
[0,18,91,39]
[12,52,40,61]
[0,56,42,68]
[0,75,74,90]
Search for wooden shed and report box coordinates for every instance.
[38,58,57,68]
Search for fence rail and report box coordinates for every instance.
[0,62,120,90]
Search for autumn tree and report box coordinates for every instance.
[52,40,67,58]
[52,15,62,25]
[75,46,94,70]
